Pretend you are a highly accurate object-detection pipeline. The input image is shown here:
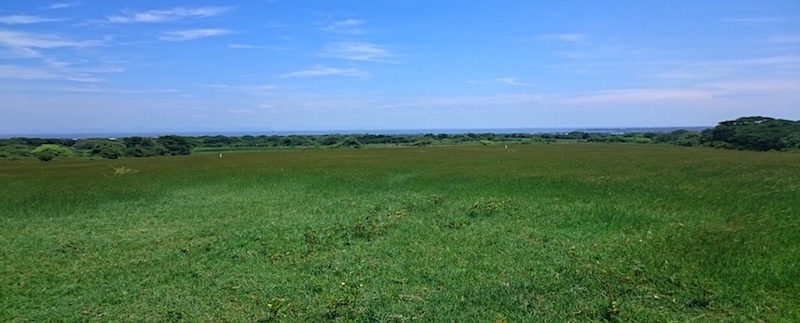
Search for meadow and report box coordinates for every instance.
[1,143,799,321]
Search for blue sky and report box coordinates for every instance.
[1,1,799,134]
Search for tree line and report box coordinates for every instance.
[1,116,797,161]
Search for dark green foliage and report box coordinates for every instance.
[157,135,195,155]
[0,144,34,158]
[412,137,433,146]
[701,116,800,151]
[74,139,126,159]
[99,144,124,159]
[339,136,363,148]
[123,137,167,157]
[3,116,799,161]
[36,150,55,161]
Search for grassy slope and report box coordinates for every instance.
[1,144,799,321]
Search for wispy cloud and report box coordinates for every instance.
[108,7,230,24]
[0,15,65,24]
[158,29,231,41]
[722,16,788,25]
[559,89,713,105]
[495,77,533,87]
[654,55,800,80]
[227,103,279,115]
[62,87,180,94]
[202,83,276,94]
[44,2,78,10]
[227,43,262,49]
[766,35,800,44]
[281,65,368,78]
[381,93,548,109]
[321,19,366,34]
[227,43,287,50]
[702,79,800,93]
[321,41,394,62]
[0,64,100,82]
[724,55,800,67]
[0,29,101,57]
[541,33,587,43]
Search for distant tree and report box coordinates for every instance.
[412,138,434,146]
[99,143,124,159]
[74,139,126,159]
[157,135,194,155]
[123,137,167,157]
[320,135,342,146]
[339,136,363,148]
[702,116,800,151]
[31,144,73,162]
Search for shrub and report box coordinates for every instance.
[339,137,363,148]
[31,144,73,162]
[37,151,55,162]
[100,145,124,159]
[157,135,195,155]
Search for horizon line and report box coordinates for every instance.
[0,126,713,139]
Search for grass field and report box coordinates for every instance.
[2,143,799,321]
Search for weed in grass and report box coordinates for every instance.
[109,165,139,175]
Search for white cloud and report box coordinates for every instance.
[158,29,231,41]
[541,33,587,43]
[559,89,714,105]
[227,43,287,50]
[321,41,394,62]
[722,16,788,25]
[281,65,367,78]
[724,55,800,67]
[0,64,61,80]
[227,43,261,49]
[0,15,64,24]
[0,64,99,82]
[0,29,101,57]
[766,35,800,44]
[654,55,800,80]
[380,93,548,109]
[202,83,276,94]
[44,3,78,10]
[321,19,366,34]
[702,79,800,93]
[108,7,230,24]
[62,87,180,94]
[495,77,533,87]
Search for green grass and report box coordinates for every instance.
[1,143,799,321]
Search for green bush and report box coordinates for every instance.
[37,151,55,161]
[31,144,73,162]
[339,137,363,148]
[75,139,126,159]
[157,135,195,155]
[123,137,167,157]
